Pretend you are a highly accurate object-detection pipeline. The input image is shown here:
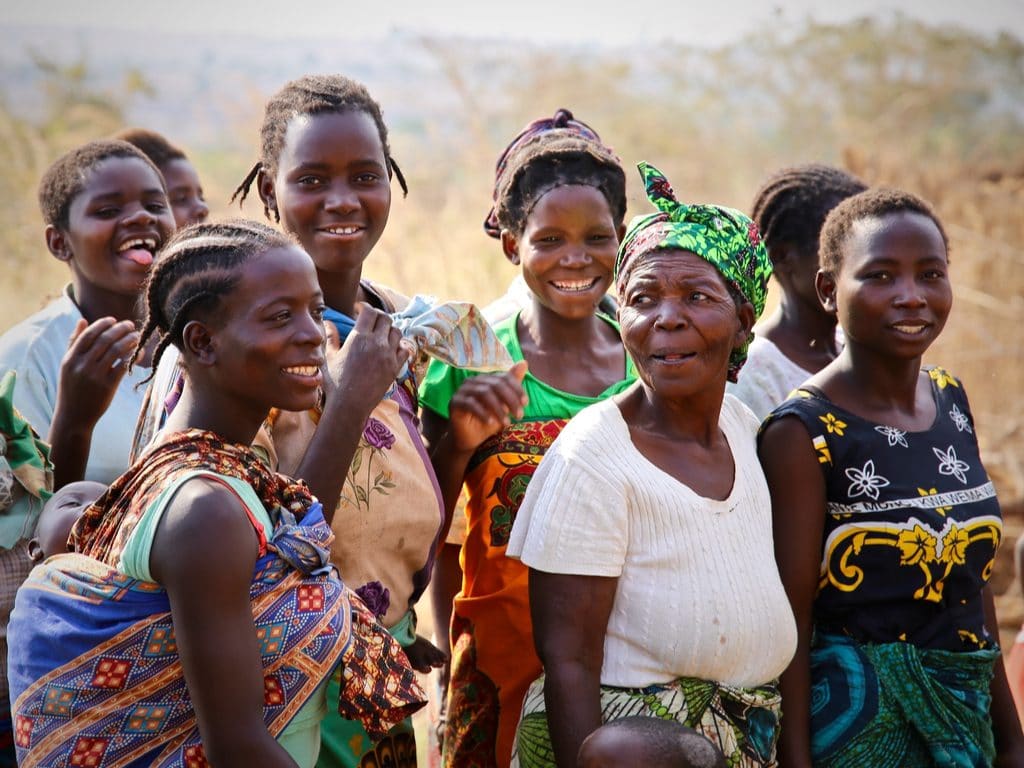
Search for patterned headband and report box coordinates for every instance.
[614,162,772,381]
[483,108,614,238]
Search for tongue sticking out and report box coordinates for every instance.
[122,248,153,266]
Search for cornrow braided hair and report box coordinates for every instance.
[231,73,407,221]
[113,128,187,170]
[750,164,867,265]
[819,187,950,276]
[133,219,294,381]
[487,108,626,239]
[38,140,165,230]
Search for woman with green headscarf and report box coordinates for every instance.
[505,163,797,768]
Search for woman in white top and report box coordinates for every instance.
[507,163,797,768]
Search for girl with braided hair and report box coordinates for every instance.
[8,220,425,768]
[727,165,866,419]
[419,108,636,767]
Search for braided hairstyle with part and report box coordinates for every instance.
[231,74,407,221]
[750,164,867,266]
[488,108,626,239]
[819,187,949,276]
[113,128,187,171]
[133,219,295,380]
[38,140,165,230]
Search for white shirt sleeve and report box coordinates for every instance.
[507,430,628,578]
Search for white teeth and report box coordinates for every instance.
[552,279,597,292]
[324,226,360,235]
[118,238,157,252]
[893,324,926,333]
[283,365,319,376]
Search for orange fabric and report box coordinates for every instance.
[443,419,565,768]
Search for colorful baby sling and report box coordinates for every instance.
[9,430,426,767]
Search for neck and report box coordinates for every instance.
[774,291,838,353]
[72,281,142,325]
[162,380,263,448]
[317,267,363,316]
[626,381,725,447]
[836,343,924,411]
[520,298,610,352]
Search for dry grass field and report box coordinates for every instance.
[2,16,1023,674]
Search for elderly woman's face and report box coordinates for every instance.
[618,249,749,398]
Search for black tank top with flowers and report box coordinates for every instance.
[763,367,1001,651]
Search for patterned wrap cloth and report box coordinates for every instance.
[482,108,620,239]
[513,674,782,768]
[614,162,773,382]
[9,430,425,768]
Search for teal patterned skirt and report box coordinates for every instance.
[809,632,997,767]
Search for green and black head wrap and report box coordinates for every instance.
[614,162,772,381]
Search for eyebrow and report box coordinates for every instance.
[87,188,166,201]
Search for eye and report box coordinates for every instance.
[628,292,652,307]
[922,268,946,280]
[95,206,120,219]
[296,175,323,187]
[147,201,168,213]
[863,270,890,281]
[311,305,326,321]
[354,172,381,184]
[690,290,711,302]
[270,310,292,323]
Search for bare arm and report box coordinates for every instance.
[49,318,139,489]
[529,569,617,768]
[758,417,826,768]
[150,479,297,767]
[983,585,1024,766]
[295,306,409,519]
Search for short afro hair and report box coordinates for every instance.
[38,140,165,230]
[113,127,187,170]
[819,187,949,276]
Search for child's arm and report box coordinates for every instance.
[49,318,139,489]
[293,305,409,520]
[758,416,826,768]
[150,479,299,767]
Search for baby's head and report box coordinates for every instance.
[28,481,106,562]
[577,717,726,768]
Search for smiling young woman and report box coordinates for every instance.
[758,188,1024,767]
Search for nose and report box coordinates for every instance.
[559,244,592,267]
[323,181,359,213]
[191,198,210,224]
[653,298,689,329]
[299,311,326,346]
[893,276,927,308]
[122,205,156,227]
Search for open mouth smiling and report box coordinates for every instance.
[116,237,159,266]
[550,277,601,293]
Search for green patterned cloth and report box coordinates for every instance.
[512,674,781,767]
[0,371,52,548]
[614,162,772,381]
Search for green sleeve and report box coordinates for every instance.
[418,357,474,420]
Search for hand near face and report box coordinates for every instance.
[57,317,139,429]
[321,303,411,417]
[448,361,529,452]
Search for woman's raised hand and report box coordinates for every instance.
[448,361,529,452]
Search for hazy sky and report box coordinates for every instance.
[5,0,1023,46]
